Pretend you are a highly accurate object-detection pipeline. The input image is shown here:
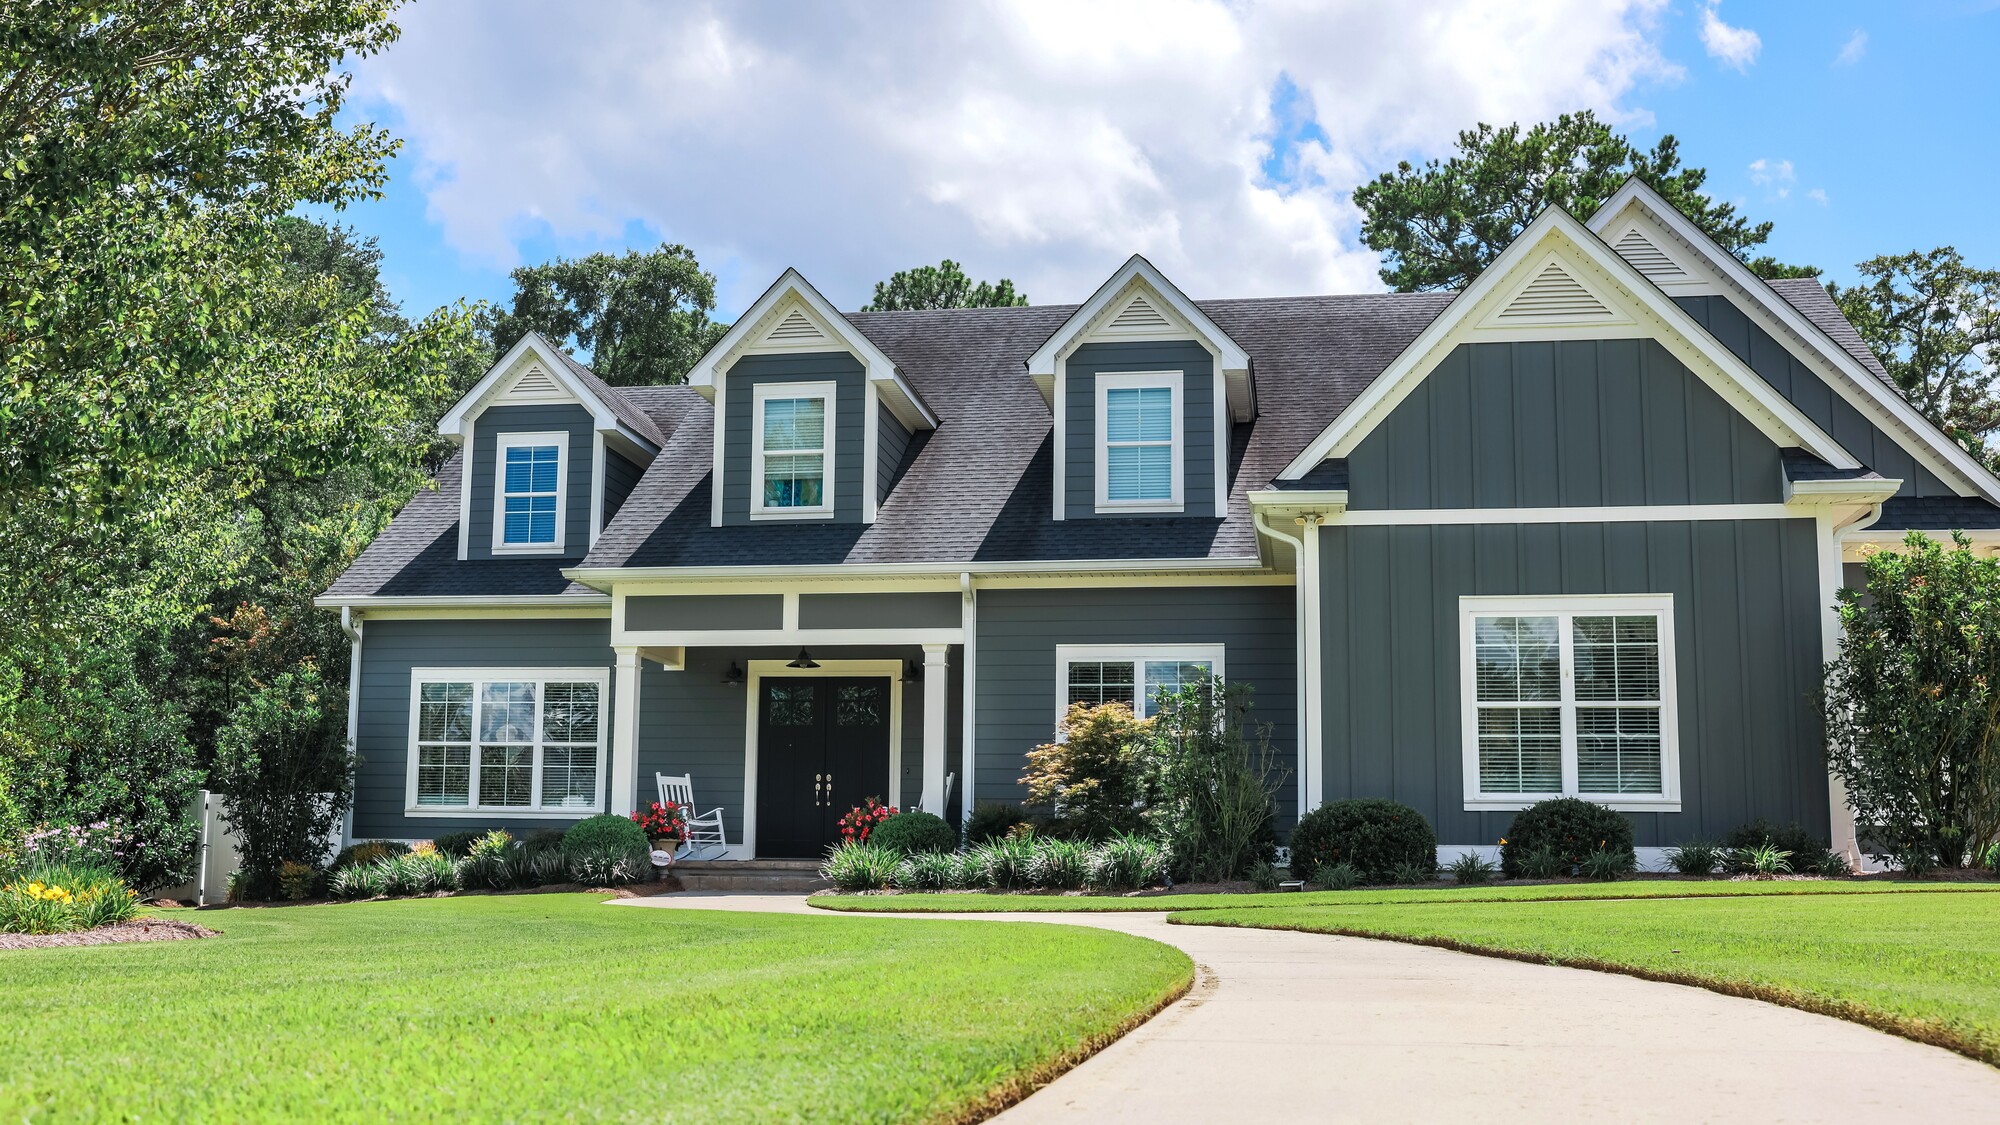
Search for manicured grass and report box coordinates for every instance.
[1177,891,2000,1065]
[0,895,1190,1122]
[810,878,2000,914]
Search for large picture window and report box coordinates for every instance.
[1094,370,1183,512]
[1055,644,1222,720]
[1458,596,1679,811]
[406,668,608,816]
[493,432,567,551]
[752,381,835,517]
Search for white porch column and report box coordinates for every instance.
[1815,513,1862,865]
[612,646,642,816]
[1297,514,1325,817]
[921,643,950,815]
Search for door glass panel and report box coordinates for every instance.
[767,684,815,726]
[835,684,884,726]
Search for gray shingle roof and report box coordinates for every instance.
[1766,278,1894,387]
[1780,448,1885,482]
[537,333,669,447]
[1871,496,2000,531]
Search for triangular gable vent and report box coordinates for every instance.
[764,308,829,346]
[1496,263,1614,321]
[506,364,561,397]
[1613,228,1687,282]
[1108,292,1173,331]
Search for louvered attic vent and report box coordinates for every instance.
[1496,264,1612,320]
[1613,229,1686,281]
[509,365,559,395]
[1109,292,1172,331]
[766,309,826,343]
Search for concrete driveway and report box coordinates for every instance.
[617,892,2000,1122]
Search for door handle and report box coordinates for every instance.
[814,773,825,807]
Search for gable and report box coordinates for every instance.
[1481,256,1626,328]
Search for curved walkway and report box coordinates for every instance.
[618,893,2000,1121]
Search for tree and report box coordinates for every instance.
[1022,702,1154,840]
[862,259,1028,311]
[1352,111,1814,292]
[493,244,727,385]
[1829,248,2000,464]
[1824,533,2000,872]
[211,664,355,898]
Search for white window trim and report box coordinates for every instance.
[1457,594,1681,813]
[750,380,837,520]
[403,667,611,818]
[491,431,569,554]
[1094,370,1184,514]
[1055,643,1224,721]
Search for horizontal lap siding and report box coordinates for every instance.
[878,405,912,502]
[1064,341,1218,518]
[1319,519,1826,847]
[468,404,596,559]
[602,450,643,524]
[352,618,616,840]
[975,586,1297,825]
[721,353,866,524]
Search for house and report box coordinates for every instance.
[318,180,2000,867]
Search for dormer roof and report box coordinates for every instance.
[437,332,664,458]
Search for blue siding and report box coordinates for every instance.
[1064,341,1219,518]
[721,353,866,524]
[878,404,912,503]
[467,404,596,559]
[602,450,643,525]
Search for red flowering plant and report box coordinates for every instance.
[835,797,897,845]
[631,801,687,844]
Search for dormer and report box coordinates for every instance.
[437,333,662,561]
[1026,255,1252,520]
[686,269,936,526]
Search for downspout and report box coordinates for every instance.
[339,607,363,848]
[959,571,977,828]
[1255,511,1313,824]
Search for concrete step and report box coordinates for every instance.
[671,859,829,893]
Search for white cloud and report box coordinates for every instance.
[1748,157,1795,199]
[1698,2,1761,71]
[354,0,1679,312]
[1808,188,1829,205]
[1835,29,1868,66]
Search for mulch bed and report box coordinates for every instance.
[0,919,217,951]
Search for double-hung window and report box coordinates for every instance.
[1095,371,1183,512]
[752,382,835,517]
[407,668,609,815]
[494,433,566,551]
[1056,644,1222,720]
[1459,596,1679,811]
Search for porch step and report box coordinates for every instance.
[671,859,829,893]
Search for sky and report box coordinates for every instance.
[327,0,2000,324]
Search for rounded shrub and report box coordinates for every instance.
[965,802,1030,845]
[563,814,648,855]
[1288,799,1437,885]
[869,811,958,856]
[1501,798,1633,877]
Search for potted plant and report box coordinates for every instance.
[835,797,897,845]
[630,801,687,854]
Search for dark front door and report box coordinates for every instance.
[755,677,893,858]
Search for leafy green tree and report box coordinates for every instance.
[1829,248,2000,464]
[1353,111,1813,291]
[1825,533,2000,872]
[1022,702,1154,840]
[862,259,1028,311]
[211,664,355,898]
[493,244,727,385]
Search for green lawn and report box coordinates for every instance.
[1178,891,2000,1065]
[0,895,1190,1123]
[810,878,2000,914]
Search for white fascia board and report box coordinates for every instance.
[1026,254,1252,417]
[1783,478,1904,507]
[685,268,938,430]
[1588,179,2000,505]
[312,594,612,611]
[564,556,1268,588]
[437,333,624,440]
[1279,207,1859,479]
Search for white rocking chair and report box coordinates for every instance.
[656,772,728,861]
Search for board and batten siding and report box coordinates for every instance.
[1317,519,1828,847]
[351,617,616,840]
[974,587,1297,824]
[1677,295,1955,496]
[1063,341,1219,518]
[877,404,912,503]
[1344,339,1784,510]
[720,352,866,524]
[466,404,597,559]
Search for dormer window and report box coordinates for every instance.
[1096,370,1183,512]
[753,382,835,518]
[494,432,567,552]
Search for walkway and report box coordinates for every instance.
[617,893,2000,1122]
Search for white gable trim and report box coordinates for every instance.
[1589,178,2000,504]
[1281,208,1859,479]
[439,334,616,440]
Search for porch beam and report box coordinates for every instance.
[612,646,642,816]
[921,643,950,815]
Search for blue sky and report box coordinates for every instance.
[324,1,1997,324]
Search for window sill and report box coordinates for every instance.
[1464,796,1681,813]
[489,544,567,556]
[1093,502,1185,515]
[403,807,603,819]
[748,509,836,521]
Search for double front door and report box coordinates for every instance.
[756,677,893,858]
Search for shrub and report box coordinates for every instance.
[949,850,990,890]
[1724,820,1832,873]
[1736,843,1792,878]
[432,830,488,859]
[517,848,569,888]
[211,665,355,900]
[1313,861,1360,890]
[1666,841,1726,876]
[973,835,1037,889]
[835,798,896,846]
[331,840,408,870]
[1517,846,1566,880]
[458,830,517,890]
[894,851,957,891]
[1247,861,1281,891]
[277,860,319,901]
[869,811,958,856]
[1289,799,1437,885]
[521,829,566,856]
[566,843,647,886]
[822,842,899,892]
[1023,702,1154,840]
[1446,852,1495,884]
[1580,849,1634,880]
[1501,799,1633,877]
[563,814,648,856]
[1389,859,1436,885]
[1030,838,1092,890]
[0,862,139,934]
[966,802,1029,845]
[1088,833,1168,892]
[1144,679,1285,882]
[1810,850,1852,878]
[328,864,372,900]
[396,847,459,894]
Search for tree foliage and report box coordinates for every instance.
[492,244,727,385]
[862,259,1028,311]
[1353,111,1812,292]
[1142,680,1284,882]
[1825,533,2000,872]
[211,664,355,896]
[1022,702,1154,840]
[1829,248,2000,464]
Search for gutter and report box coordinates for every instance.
[561,555,1270,591]
[313,593,612,610]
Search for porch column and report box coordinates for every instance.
[611,646,641,817]
[1298,513,1324,817]
[1815,513,1862,866]
[921,643,950,815]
